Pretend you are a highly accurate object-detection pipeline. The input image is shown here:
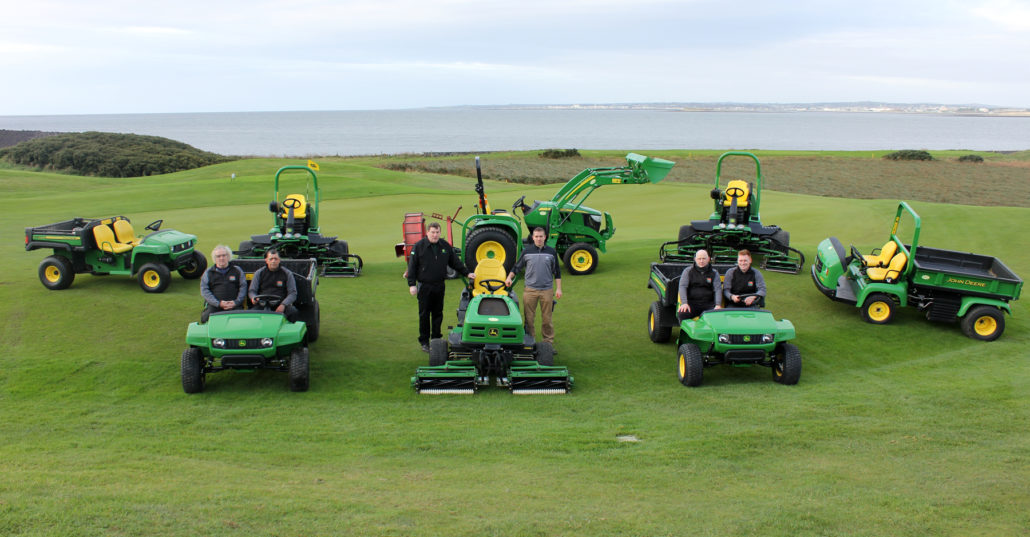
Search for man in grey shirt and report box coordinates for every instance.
[200,244,247,322]
[506,227,563,345]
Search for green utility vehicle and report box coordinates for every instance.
[237,165,362,276]
[647,262,801,386]
[182,258,320,393]
[461,154,673,275]
[812,201,1022,341]
[25,216,206,293]
[660,151,803,274]
[411,259,572,395]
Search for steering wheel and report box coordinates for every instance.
[512,195,529,215]
[725,186,746,200]
[850,245,866,267]
[283,198,302,210]
[145,220,163,231]
[252,294,284,310]
[477,279,507,293]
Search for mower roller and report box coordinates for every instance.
[659,152,804,274]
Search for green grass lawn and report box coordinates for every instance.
[1,155,1028,536]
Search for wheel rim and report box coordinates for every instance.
[475,241,506,263]
[678,354,686,378]
[142,270,161,288]
[44,265,61,283]
[649,311,655,333]
[974,315,998,336]
[867,301,891,322]
[774,356,784,378]
[570,251,593,272]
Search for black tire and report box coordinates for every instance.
[677,343,703,387]
[960,305,1005,341]
[770,229,791,249]
[535,341,554,366]
[773,343,802,385]
[38,255,75,290]
[562,242,599,276]
[298,299,320,343]
[289,347,310,392]
[648,301,672,343]
[464,226,518,273]
[181,347,205,394]
[329,240,349,256]
[237,240,255,257]
[861,293,895,324]
[137,262,171,293]
[429,338,448,366]
[177,251,208,280]
[678,224,697,244]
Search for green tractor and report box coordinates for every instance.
[237,165,362,276]
[647,262,801,387]
[181,258,319,393]
[411,257,573,394]
[660,151,804,274]
[25,216,206,293]
[812,201,1022,341]
[462,153,674,276]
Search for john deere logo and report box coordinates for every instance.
[743,335,751,342]
[238,340,246,347]
[489,328,499,337]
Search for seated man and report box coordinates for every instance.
[677,249,722,321]
[248,248,298,322]
[200,245,247,322]
[723,249,766,308]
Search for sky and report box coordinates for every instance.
[1,0,1029,115]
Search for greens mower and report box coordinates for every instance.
[659,151,804,274]
[411,257,573,395]
[237,165,362,276]
[26,216,205,293]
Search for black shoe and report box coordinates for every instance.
[420,343,430,353]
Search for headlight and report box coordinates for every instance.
[213,338,226,348]
[762,334,774,343]
[261,338,274,347]
[718,334,729,343]
[275,232,283,238]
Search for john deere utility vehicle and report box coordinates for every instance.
[182,258,320,393]
[456,154,674,276]
[25,216,206,293]
[411,259,573,394]
[660,151,803,274]
[812,201,1022,341]
[647,262,801,387]
[237,165,362,276]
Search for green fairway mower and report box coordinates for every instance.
[812,201,1022,341]
[26,216,206,293]
[237,165,362,276]
[647,262,801,386]
[659,151,804,274]
[411,257,573,395]
[181,258,319,393]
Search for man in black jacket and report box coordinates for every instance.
[249,248,298,322]
[723,249,767,308]
[407,222,475,352]
[200,245,248,322]
[677,249,722,321]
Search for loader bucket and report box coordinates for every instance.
[412,362,478,394]
[508,360,573,394]
[626,153,675,184]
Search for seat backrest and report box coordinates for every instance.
[281,194,308,219]
[472,258,508,296]
[92,224,130,253]
[723,180,751,208]
[863,240,897,268]
[112,219,136,243]
[866,251,908,282]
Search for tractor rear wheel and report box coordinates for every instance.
[535,341,554,366]
[961,305,1005,341]
[329,240,349,256]
[39,255,75,290]
[237,240,255,257]
[181,347,205,394]
[429,338,448,366]
[648,301,672,343]
[177,251,208,279]
[861,293,895,324]
[289,347,310,392]
[464,227,517,273]
[773,343,802,385]
[563,242,598,275]
[138,263,171,293]
[678,225,697,244]
[770,229,791,249]
[677,343,703,387]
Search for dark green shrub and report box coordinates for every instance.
[957,154,984,163]
[883,150,934,161]
[540,148,581,159]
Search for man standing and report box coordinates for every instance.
[249,248,298,321]
[200,245,247,322]
[506,227,563,345]
[677,249,721,320]
[723,249,767,308]
[408,222,475,352]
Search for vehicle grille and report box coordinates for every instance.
[727,334,765,345]
[466,325,520,339]
[172,240,194,253]
[216,338,265,349]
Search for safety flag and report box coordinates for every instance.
[307,159,320,171]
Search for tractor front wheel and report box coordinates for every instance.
[465,227,517,273]
[138,263,171,293]
[961,305,1005,341]
[677,343,703,387]
[289,347,310,392]
[181,347,206,394]
[429,338,449,366]
[177,251,208,280]
[648,301,672,343]
[39,256,75,290]
[535,341,554,366]
[861,293,895,324]
[563,242,598,275]
[678,225,697,244]
[773,343,802,385]
[237,240,255,257]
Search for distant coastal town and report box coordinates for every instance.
[457,102,1030,116]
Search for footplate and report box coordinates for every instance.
[508,360,573,395]
[412,361,478,394]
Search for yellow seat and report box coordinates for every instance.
[281,194,307,219]
[723,180,750,207]
[867,251,908,283]
[862,241,897,268]
[112,219,142,246]
[472,258,508,296]
[93,224,133,254]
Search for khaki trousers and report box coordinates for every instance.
[522,287,555,343]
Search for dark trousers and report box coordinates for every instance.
[417,281,446,344]
[677,300,715,321]
[201,303,244,323]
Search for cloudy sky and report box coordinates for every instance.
[2,0,1029,115]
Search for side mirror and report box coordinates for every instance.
[268,201,279,214]
[710,188,722,200]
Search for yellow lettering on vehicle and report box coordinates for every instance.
[945,277,987,287]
